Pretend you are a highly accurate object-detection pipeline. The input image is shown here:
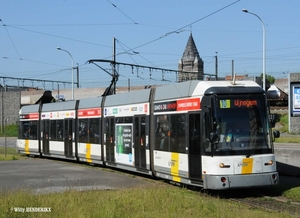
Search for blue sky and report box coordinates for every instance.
[0,0,299,89]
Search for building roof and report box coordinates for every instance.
[181,33,201,62]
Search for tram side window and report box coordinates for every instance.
[155,114,186,153]
[155,115,170,151]
[20,121,38,140]
[90,118,100,144]
[170,114,186,153]
[56,120,63,141]
[79,119,88,143]
[50,120,56,140]
[42,120,50,140]
[50,120,63,141]
[78,118,100,143]
[116,117,133,124]
[18,122,22,139]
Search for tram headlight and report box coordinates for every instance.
[219,163,230,168]
[264,160,273,166]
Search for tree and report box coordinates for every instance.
[260,73,275,84]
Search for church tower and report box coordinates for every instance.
[178,33,204,82]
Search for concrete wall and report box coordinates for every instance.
[275,145,300,177]
[0,91,21,128]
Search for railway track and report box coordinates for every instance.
[197,186,300,217]
[167,182,300,217]
[270,106,288,111]
[175,181,300,217]
[228,194,300,217]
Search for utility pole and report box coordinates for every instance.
[76,65,79,88]
[232,60,234,79]
[112,37,116,94]
[215,52,218,80]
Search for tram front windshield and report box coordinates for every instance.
[208,95,272,156]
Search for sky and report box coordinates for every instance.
[0,0,299,90]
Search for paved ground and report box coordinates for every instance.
[0,137,17,148]
[0,158,155,194]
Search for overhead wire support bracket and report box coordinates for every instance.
[87,59,217,78]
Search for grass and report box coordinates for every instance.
[0,147,26,161]
[283,187,300,201]
[272,112,300,143]
[0,186,293,218]
[274,136,300,143]
[0,123,18,137]
[277,113,289,133]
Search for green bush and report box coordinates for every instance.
[0,124,18,137]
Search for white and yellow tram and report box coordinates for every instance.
[17,80,279,190]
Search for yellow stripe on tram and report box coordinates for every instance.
[86,143,92,163]
[171,152,180,182]
[25,140,30,155]
[241,158,253,174]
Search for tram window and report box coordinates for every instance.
[79,119,88,143]
[124,117,132,123]
[30,121,38,139]
[155,115,170,151]
[170,114,186,153]
[56,120,63,141]
[20,121,38,140]
[50,120,56,140]
[155,114,186,153]
[78,118,100,143]
[189,114,201,154]
[116,117,133,124]
[116,117,123,123]
[89,118,100,144]
[20,121,29,139]
[42,120,50,140]
[18,122,23,139]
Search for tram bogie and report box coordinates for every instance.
[17,80,279,190]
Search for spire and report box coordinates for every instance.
[182,33,201,61]
[178,33,204,82]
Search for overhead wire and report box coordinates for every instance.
[0,19,22,59]
[4,25,111,48]
[106,0,138,24]
[127,0,241,51]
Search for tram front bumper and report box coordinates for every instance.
[203,172,279,190]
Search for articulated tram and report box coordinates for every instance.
[17,80,279,190]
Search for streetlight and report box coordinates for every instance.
[242,9,266,91]
[57,47,74,100]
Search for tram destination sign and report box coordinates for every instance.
[154,98,200,112]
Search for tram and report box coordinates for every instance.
[17,80,280,190]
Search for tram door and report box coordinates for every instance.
[134,116,146,169]
[188,113,202,180]
[42,120,50,154]
[105,118,115,162]
[64,119,73,156]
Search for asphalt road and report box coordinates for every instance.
[0,158,155,194]
[0,137,17,148]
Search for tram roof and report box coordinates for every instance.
[78,97,102,109]
[104,88,151,107]
[41,100,77,112]
[154,81,199,101]
[19,104,40,114]
[154,80,263,101]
